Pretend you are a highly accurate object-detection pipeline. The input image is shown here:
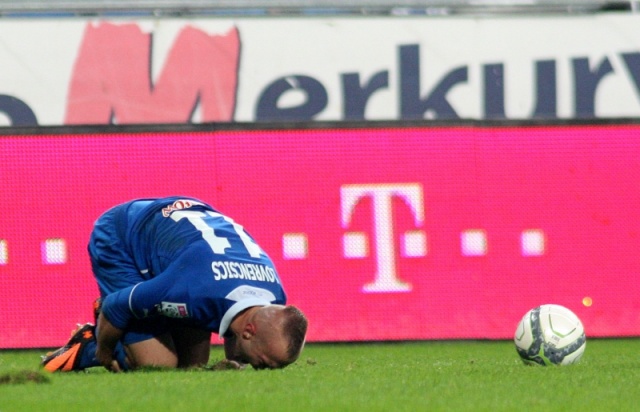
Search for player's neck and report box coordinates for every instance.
[229,306,261,335]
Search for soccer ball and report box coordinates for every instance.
[514,304,586,366]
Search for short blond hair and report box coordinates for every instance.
[282,305,308,362]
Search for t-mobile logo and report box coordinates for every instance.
[341,183,425,293]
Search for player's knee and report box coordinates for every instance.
[127,350,179,369]
[126,336,179,369]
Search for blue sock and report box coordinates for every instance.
[77,338,129,371]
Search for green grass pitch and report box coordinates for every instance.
[1,339,639,411]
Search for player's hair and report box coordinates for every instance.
[282,305,308,362]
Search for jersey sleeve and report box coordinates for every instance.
[100,284,139,329]
[101,272,182,329]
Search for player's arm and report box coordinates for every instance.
[98,281,162,371]
[95,311,125,372]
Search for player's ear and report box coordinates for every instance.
[242,323,257,340]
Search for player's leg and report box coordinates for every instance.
[88,201,151,293]
[124,332,179,369]
[42,201,143,372]
[85,201,150,370]
[104,321,210,370]
[41,316,130,372]
[41,323,98,372]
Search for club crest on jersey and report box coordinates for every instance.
[156,302,189,318]
[161,199,203,217]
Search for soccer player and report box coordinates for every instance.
[41,196,308,372]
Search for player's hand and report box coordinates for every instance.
[96,345,121,372]
[103,359,122,373]
[209,359,247,370]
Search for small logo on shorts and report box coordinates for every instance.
[157,302,189,318]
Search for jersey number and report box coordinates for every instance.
[170,210,262,258]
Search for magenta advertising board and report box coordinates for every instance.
[1,122,640,348]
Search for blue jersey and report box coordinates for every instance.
[99,197,286,335]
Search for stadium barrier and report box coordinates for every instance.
[1,120,639,348]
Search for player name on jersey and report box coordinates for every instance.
[211,260,280,283]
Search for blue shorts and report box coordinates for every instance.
[88,200,172,345]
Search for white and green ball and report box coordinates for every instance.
[514,304,586,366]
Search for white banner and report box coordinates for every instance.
[0,15,639,126]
